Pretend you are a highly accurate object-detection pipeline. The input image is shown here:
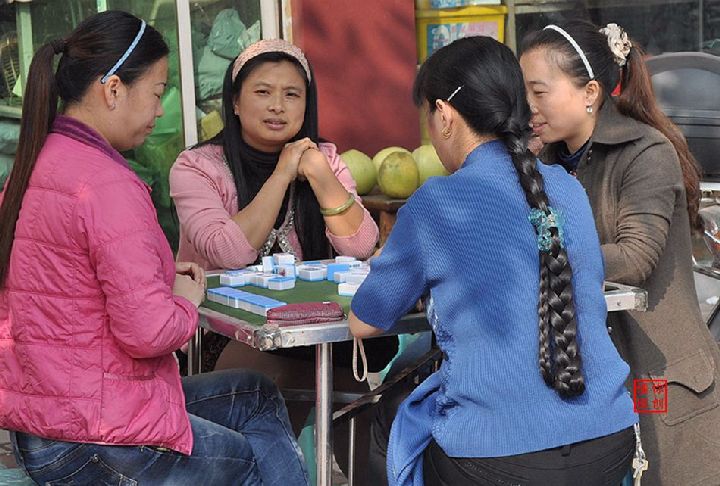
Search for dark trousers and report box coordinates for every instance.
[368,377,634,486]
[423,427,634,486]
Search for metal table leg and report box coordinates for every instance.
[348,416,356,486]
[187,327,201,376]
[196,326,203,374]
[316,343,333,486]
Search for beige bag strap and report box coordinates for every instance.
[352,337,368,382]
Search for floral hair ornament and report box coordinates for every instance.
[529,207,565,253]
[599,23,632,67]
[231,39,311,83]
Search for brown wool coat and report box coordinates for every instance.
[543,102,720,486]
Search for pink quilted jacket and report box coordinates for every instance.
[0,116,198,454]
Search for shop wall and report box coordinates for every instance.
[292,0,421,155]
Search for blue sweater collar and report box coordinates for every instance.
[461,139,508,169]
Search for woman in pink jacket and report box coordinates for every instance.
[170,40,397,376]
[0,11,307,486]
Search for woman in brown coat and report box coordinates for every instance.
[520,20,720,485]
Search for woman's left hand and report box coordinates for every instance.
[175,261,205,287]
[297,148,332,182]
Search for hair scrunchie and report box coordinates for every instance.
[50,38,66,55]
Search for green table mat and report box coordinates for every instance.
[202,275,353,327]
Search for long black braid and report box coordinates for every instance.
[413,36,584,397]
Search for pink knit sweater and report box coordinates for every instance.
[170,143,379,270]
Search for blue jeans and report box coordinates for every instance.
[11,370,309,485]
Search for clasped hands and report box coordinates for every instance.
[276,137,330,183]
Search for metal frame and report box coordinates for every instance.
[175,0,198,147]
[604,281,648,313]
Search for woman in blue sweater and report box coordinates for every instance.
[349,36,638,486]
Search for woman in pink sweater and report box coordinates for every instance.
[170,42,394,478]
[170,40,397,376]
[170,39,378,271]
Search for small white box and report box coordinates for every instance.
[220,270,251,286]
[252,273,275,289]
[208,288,234,306]
[228,296,245,309]
[262,256,274,273]
[248,273,262,286]
[273,253,296,265]
[345,272,368,285]
[338,282,360,297]
[274,264,296,278]
[298,265,326,281]
[335,256,357,264]
[333,271,350,283]
[268,277,296,291]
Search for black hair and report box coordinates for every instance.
[522,20,701,232]
[413,36,584,397]
[0,10,168,286]
[206,52,330,261]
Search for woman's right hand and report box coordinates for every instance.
[173,273,205,307]
[275,137,317,182]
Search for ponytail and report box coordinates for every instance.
[500,125,585,398]
[617,45,702,231]
[0,43,59,286]
[0,11,169,287]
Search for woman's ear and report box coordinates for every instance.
[435,99,453,130]
[585,80,601,109]
[232,94,240,116]
[102,75,122,110]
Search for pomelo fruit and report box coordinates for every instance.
[412,144,449,185]
[378,151,419,199]
[341,149,376,195]
[372,146,411,173]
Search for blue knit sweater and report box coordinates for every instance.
[351,140,637,484]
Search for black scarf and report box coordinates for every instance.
[235,137,292,229]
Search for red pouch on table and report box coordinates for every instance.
[266,302,345,326]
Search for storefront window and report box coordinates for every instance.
[512,1,702,55]
[188,1,262,143]
[507,1,719,56]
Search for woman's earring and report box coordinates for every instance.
[586,105,593,114]
[441,127,451,139]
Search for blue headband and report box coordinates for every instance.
[100,19,147,84]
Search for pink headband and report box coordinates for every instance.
[231,39,311,83]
